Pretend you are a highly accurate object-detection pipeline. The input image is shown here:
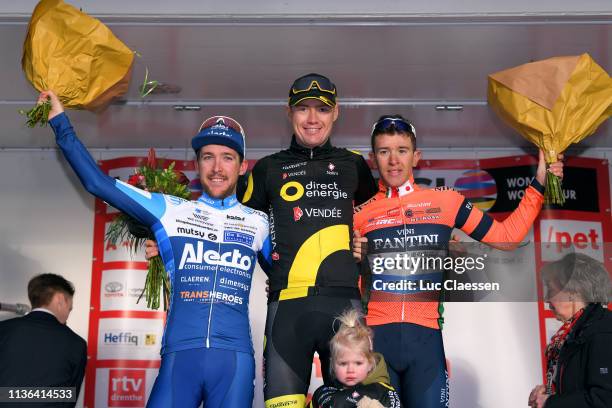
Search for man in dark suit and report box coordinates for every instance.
[0,274,87,406]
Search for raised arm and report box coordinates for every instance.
[454,150,563,250]
[42,91,166,228]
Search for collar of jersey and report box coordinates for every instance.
[197,192,239,209]
[289,135,333,158]
[381,176,418,198]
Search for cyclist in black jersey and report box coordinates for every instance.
[237,73,377,407]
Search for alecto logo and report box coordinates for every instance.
[108,369,146,407]
[178,242,252,270]
[293,206,304,221]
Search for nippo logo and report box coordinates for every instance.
[293,206,304,221]
[108,369,146,407]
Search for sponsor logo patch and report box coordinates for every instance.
[224,230,255,246]
[293,206,304,221]
[105,281,123,293]
[178,243,252,270]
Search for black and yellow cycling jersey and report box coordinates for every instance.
[238,135,376,406]
[238,135,377,299]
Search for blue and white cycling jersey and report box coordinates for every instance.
[50,113,271,355]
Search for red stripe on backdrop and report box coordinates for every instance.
[533,212,550,384]
[99,156,197,172]
[95,360,162,369]
[102,261,149,271]
[84,196,110,408]
[594,159,612,276]
[99,310,166,320]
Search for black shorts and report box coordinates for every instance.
[373,322,449,408]
[263,289,362,407]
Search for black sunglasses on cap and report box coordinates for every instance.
[289,73,337,106]
[291,75,336,95]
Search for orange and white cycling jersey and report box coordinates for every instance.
[354,176,544,329]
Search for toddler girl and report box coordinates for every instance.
[309,309,401,407]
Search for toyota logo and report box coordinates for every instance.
[105,281,123,293]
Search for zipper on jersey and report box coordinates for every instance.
[205,238,222,348]
[399,194,407,322]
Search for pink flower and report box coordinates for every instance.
[127,173,145,187]
[147,148,157,169]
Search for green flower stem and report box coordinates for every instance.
[138,255,168,310]
[545,170,565,206]
[19,98,51,128]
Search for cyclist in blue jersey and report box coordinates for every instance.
[40,90,272,408]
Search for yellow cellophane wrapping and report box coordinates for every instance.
[488,53,612,163]
[22,0,134,111]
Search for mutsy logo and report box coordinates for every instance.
[108,369,145,407]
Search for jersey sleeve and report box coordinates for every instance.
[453,179,545,249]
[353,205,368,236]
[354,154,377,206]
[49,113,166,228]
[238,158,269,213]
[257,231,273,275]
[308,385,340,408]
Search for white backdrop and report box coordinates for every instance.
[0,146,610,408]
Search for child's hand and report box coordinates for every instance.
[353,229,368,262]
[356,396,385,408]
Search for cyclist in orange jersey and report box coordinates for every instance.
[353,115,564,408]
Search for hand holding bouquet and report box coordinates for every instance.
[488,53,612,205]
[105,148,191,310]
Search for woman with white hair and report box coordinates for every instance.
[528,253,612,408]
